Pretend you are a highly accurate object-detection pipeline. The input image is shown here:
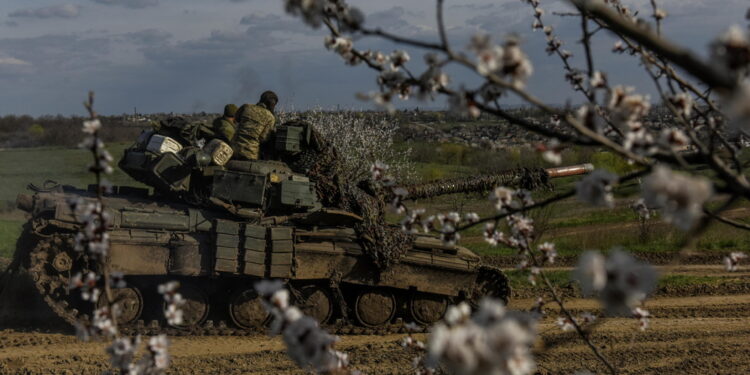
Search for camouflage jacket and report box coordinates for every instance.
[232,104,276,160]
[212,117,237,143]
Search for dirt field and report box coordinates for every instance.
[1,280,748,374]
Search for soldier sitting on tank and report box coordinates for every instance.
[232,91,278,160]
[212,104,238,143]
[196,104,237,144]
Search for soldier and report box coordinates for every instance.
[232,91,278,160]
[212,104,238,143]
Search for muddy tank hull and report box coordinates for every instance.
[5,187,508,333]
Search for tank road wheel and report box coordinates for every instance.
[354,289,396,327]
[167,286,209,328]
[52,252,73,273]
[409,292,448,325]
[229,288,269,329]
[296,285,334,324]
[98,287,143,325]
[470,266,511,307]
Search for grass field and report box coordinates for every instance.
[0,143,142,206]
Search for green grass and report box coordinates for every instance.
[507,270,748,292]
[0,143,144,204]
[658,275,734,287]
[549,206,636,228]
[505,269,571,291]
[0,219,23,258]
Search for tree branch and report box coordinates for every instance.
[574,0,737,91]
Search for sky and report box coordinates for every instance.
[0,0,747,116]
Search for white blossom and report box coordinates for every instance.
[632,307,651,331]
[538,242,557,264]
[659,128,690,149]
[490,187,515,211]
[575,250,658,316]
[642,166,713,230]
[444,302,472,326]
[623,128,657,155]
[723,252,748,271]
[575,104,604,134]
[668,92,693,118]
[631,198,651,220]
[711,25,750,72]
[604,251,658,315]
[427,299,536,375]
[612,40,626,53]
[539,139,562,165]
[507,214,534,241]
[448,92,481,119]
[574,251,607,296]
[324,36,353,56]
[576,169,617,208]
[483,223,505,246]
[391,50,410,67]
[82,119,101,134]
[502,37,534,89]
[608,85,651,130]
[148,335,170,369]
[93,306,118,337]
[477,46,505,76]
[590,71,606,88]
[106,337,139,371]
[256,282,350,373]
[653,8,667,20]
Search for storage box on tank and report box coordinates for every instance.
[205,139,233,166]
[146,134,183,155]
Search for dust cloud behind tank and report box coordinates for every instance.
[1,115,592,334]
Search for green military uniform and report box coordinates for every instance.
[212,117,237,143]
[232,104,276,160]
[200,104,237,142]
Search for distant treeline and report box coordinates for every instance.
[0,114,216,148]
[0,105,678,149]
[0,115,145,148]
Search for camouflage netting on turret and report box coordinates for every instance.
[286,126,414,269]
[283,123,553,269]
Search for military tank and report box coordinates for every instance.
[7,119,593,335]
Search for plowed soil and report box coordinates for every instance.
[1,288,748,374]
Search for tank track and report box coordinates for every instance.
[27,233,509,337]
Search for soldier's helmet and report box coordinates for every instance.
[224,104,238,118]
[259,91,279,112]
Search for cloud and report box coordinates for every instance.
[0,34,113,73]
[365,7,419,31]
[139,29,280,68]
[125,29,172,45]
[240,13,309,35]
[90,0,159,9]
[8,4,81,19]
[0,57,30,66]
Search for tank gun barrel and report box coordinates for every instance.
[545,163,594,178]
[400,163,594,201]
